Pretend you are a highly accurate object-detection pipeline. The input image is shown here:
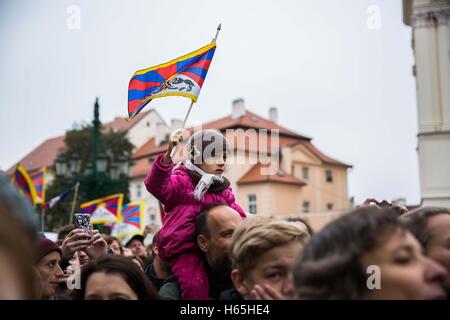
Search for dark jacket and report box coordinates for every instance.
[145,264,180,300]
[219,288,243,300]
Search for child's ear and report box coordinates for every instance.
[197,234,209,253]
[231,269,249,298]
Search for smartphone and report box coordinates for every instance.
[73,213,92,236]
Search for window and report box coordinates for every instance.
[136,184,142,198]
[149,214,156,223]
[248,194,257,214]
[303,201,310,213]
[291,165,295,176]
[146,121,151,127]
[302,167,309,179]
[326,203,334,211]
[325,169,333,183]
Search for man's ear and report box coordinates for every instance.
[197,234,209,253]
[152,244,159,256]
[231,269,249,298]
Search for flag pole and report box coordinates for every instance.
[212,23,221,43]
[69,182,80,224]
[170,24,222,159]
[41,206,45,232]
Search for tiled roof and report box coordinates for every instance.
[237,163,307,186]
[5,136,65,174]
[6,112,150,174]
[130,110,351,169]
[195,110,310,140]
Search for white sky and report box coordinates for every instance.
[0,0,421,204]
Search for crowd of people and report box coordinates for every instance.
[1,129,449,300]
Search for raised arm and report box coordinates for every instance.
[144,130,184,205]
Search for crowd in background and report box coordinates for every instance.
[1,129,450,300]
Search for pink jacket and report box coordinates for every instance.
[144,153,246,261]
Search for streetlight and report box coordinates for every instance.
[54,98,132,193]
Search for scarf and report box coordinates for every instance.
[184,159,230,200]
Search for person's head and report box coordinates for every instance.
[125,235,147,259]
[104,235,123,256]
[56,224,75,246]
[35,237,64,299]
[196,204,244,274]
[401,207,450,293]
[229,217,310,300]
[129,255,145,271]
[187,129,230,174]
[73,255,158,300]
[286,217,314,236]
[77,249,90,268]
[295,206,448,300]
[0,174,39,299]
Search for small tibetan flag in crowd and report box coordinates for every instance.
[42,188,73,209]
[80,194,123,224]
[12,165,38,205]
[110,201,145,239]
[127,42,217,120]
[29,167,46,204]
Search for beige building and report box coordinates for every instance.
[404,0,450,207]
[130,99,352,230]
[8,99,352,231]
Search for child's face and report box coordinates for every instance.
[198,151,227,175]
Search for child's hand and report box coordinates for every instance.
[163,129,184,163]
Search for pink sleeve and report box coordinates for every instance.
[144,153,182,206]
[230,202,247,218]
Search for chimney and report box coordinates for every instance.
[155,122,168,146]
[231,98,246,119]
[171,118,183,131]
[269,106,278,123]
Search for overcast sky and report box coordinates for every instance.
[0,0,420,204]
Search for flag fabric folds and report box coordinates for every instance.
[12,165,38,205]
[127,42,217,120]
[29,167,46,204]
[80,194,123,224]
[110,201,145,239]
[42,188,72,209]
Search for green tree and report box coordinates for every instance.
[45,123,133,232]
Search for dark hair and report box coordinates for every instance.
[195,203,229,239]
[294,206,404,299]
[73,255,158,300]
[57,224,75,244]
[103,234,124,255]
[400,206,450,249]
[129,255,145,269]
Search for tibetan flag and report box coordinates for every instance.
[12,165,38,205]
[79,194,123,224]
[127,42,217,120]
[42,188,72,209]
[29,167,46,204]
[111,201,145,239]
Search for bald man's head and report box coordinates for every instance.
[196,204,243,271]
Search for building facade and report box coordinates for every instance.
[404,0,450,207]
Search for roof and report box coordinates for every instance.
[237,163,307,186]
[103,111,150,133]
[5,135,65,175]
[131,157,152,178]
[195,110,310,140]
[300,141,352,168]
[6,112,150,174]
[131,109,351,169]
